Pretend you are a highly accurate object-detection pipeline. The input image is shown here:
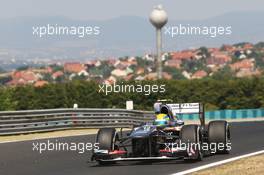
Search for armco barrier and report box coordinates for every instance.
[0,108,263,136]
[0,108,155,136]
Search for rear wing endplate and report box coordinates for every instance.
[167,103,205,127]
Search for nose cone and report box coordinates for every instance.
[149,5,168,29]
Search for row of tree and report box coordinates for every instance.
[0,77,264,111]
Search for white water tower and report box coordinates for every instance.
[149,5,168,79]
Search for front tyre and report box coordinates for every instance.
[96,128,117,150]
[95,128,118,165]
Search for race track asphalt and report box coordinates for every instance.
[0,121,264,175]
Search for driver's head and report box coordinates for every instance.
[160,104,173,116]
[154,102,162,114]
[154,113,169,126]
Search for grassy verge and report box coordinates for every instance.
[192,154,264,175]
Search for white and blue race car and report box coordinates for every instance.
[91,102,231,165]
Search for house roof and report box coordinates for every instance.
[34,80,49,87]
[52,71,64,79]
[136,67,145,75]
[107,59,117,65]
[192,70,208,79]
[111,69,127,77]
[12,71,38,82]
[6,78,27,86]
[64,62,85,73]
[165,59,182,69]
[230,59,254,71]
[104,76,117,85]
[162,72,173,80]
[144,72,158,80]
[170,51,194,60]
[236,68,261,78]
[86,60,96,66]
[124,74,134,81]
[144,72,172,80]
[207,56,231,65]
[243,43,254,50]
[221,45,236,52]
[208,48,220,53]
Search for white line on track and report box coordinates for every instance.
[0,132,95,144]
[171,149,264,175]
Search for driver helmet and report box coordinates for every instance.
[154,113,170,126]
[154,102,162,114]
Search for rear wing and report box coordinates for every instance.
[166,103,205,127]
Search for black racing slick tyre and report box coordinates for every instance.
[208,120,231,154]
[180,125,203,161]
[95,128,118,165]
[96,128,117,151]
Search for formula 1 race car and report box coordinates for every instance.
[91,101,231,165]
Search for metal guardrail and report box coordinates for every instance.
[0,108,155,136]
[1,108,263,136]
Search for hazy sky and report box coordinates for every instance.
[1,0,264,20]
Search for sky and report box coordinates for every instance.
[1,0,264,20]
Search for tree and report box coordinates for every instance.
[211,66,234,80]
[181,59,209,74]
[163,66,185,80]
[255,42,264,49]
[50,64,63,72]
[16,66,29,71]
[0,67,5,73]
[198,47,210,58]
[0,76,12,85]
[0,77,263,111]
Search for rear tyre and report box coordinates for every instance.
[208,120,231,154]
[180,125,203,161]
